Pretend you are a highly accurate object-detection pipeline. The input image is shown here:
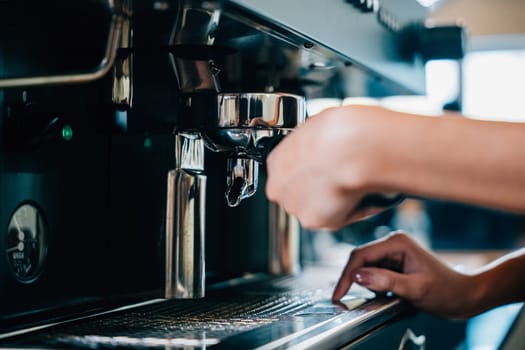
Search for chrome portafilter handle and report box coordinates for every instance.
[258,134,405,211]
[207,91,405,210]
[198,92,306,207]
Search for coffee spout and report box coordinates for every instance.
[225,158,258,207]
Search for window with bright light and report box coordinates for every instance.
[463,50,525,121]
[426,50,525,122]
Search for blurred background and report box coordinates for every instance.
[303,2,525,348]
[303,0,525,258]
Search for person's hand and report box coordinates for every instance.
[265,105,395,230]
[332,231,480,319]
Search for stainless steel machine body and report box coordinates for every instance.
[0,0,466,348]
[165,92,306,299]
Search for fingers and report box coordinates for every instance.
[268,166,366,230]
[343,207,387,227]
[351,267,421,299]
[332,232,418,301]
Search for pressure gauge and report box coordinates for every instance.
[5,203,48,283]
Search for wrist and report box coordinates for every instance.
[464,267,509,318]
[356,108,419,193]
[461,272,492,318]
[468,251,525,316]
[365,111,450,197]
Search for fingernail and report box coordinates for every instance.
[352,270,371,286]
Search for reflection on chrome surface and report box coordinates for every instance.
[52,335,221,349]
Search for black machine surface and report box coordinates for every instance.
[0,0,466,348]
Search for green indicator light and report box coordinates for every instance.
[144,137,153,150]
[62,124,73,141]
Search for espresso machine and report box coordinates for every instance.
[0,0,466,348]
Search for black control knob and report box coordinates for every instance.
[3,100,66,152]
[398,22,467,62]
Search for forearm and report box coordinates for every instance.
[469,249,525,315]
[372,112,525,213]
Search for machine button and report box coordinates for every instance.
[347,0,376,13]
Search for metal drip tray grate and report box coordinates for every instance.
[29,291,326,349]
[3,268,390,349]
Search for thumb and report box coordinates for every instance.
[352,267,415,299]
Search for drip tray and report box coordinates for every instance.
[1,267,407,349]
[43,294,323,348]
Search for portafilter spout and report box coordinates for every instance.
[205,92,406,210]
[203,92,306,207]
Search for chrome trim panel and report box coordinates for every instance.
[0,14,122,88]
[0,299,165,341]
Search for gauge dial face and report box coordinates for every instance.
[6,203,48,283]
